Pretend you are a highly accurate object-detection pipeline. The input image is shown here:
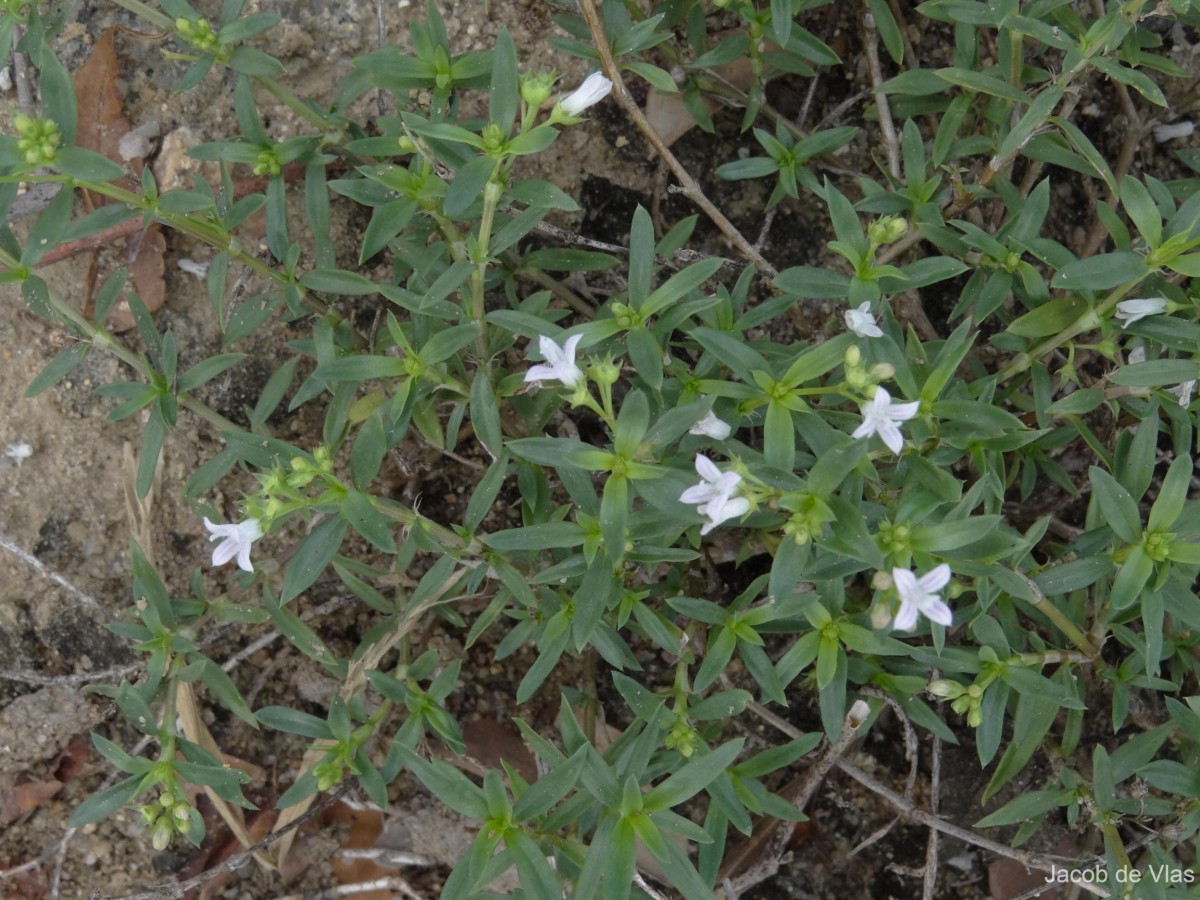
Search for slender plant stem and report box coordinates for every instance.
[575,0,777,278]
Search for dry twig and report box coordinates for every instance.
[576,0,777,278]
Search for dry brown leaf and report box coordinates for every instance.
[0,779,63,828]
[73,29,133,179]
[322,802,392,900]
[72,29,166,331]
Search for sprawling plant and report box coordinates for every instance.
[5,0,1200,896]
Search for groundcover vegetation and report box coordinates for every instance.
[4,0,1200,897]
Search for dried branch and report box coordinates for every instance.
[863,3,901,180]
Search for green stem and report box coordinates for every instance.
[255,76,339,134]
[1098,821,1135,898]
[996,277,1146,382]
[107,0,173,31]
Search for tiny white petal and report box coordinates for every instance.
[1127,346,1145,364]
[560,72,613,116]
[890,565,953,631]
[689,411,733,440]
[525,334,585,388]
[845,302,884,339]
[1114,298,1167,327]
[694,454,722,483]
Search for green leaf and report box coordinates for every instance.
[68,777,142,829]
[1148,455,1193,532]
[281,516,348,602]
[1119,176,1163,249]
[255,705,334,739]
[1088,466,1142,544]
[773,265,851,299]
[300,268,378,296]
[975,789,1072,828]
[935,66,1029,102]
[643,739,744,811]
[1007,296,1088,338]
[179,353,245,392]
[997,86,1062,163]
[26,343,88,397]
[1052,252,1149,291]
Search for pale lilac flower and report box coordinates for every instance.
[689,411,733,441]
[844,302,883,339]
[204,517,263,573]
[524,334,585,389]
[892,564,953,631]
[680,455,749,535]
[560,72,613,116]
[852,387,920,454]
[1113,298,1167,326]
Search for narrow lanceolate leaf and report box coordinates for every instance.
[1088,467,1142,545]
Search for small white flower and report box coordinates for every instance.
[560,72,613,116]
[203,517,263,573]
[1168,380,1197,407]
[1113,298,1167,327]
[844,302,883,339]
[4,442,32,467]
[1153,121,1195,143]
[851,387,920,454]
[524,334,585,389]
[689,411,733,441]
[1126,345,1146,364]
[680,455,749,535]
[892,564,953,631]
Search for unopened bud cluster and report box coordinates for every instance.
[175,17,224,58]
[928,679,984,727]
[136,792,195,851]
[844,344,894,391]
[253,146,282,177]
[867,215,908,247]
[13,114,60,165]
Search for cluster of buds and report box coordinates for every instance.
[780,491,834,546]
[928,679,984,727]
[312,755,347,792]
[843,344,895,392]
[867,214,908,248]
[136,791,195,851]
[252,146,282,177]
[876,519,913,558]
[13,114,60,166]
[175,17,224,58]
[664,715,700,758]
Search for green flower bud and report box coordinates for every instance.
[151,819,174,851]
[253,147,282,177]
[868,215,908,246]
[927,679,965,700]
[482,122,506,153]
[397,135,417,154]
[589,356,621,387]
[520,70,557,108]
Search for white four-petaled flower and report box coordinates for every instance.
[524,334,585,389]
[844,302,883,339]
[560,72,613,116]
[689,411,733,440]
[852,387,920,454]
[1113,298,1167,326]
[679,455,749,535]
[892,564,953,631]
[204,517,263,573]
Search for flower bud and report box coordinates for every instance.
[869,363,895,381]
[520,70,557,108]
[151,820,174,851]
[589,356,621,387]
[871,570,893,591]
[868,215,908,245]
[845,345,862,369]
[927,679,965,699]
